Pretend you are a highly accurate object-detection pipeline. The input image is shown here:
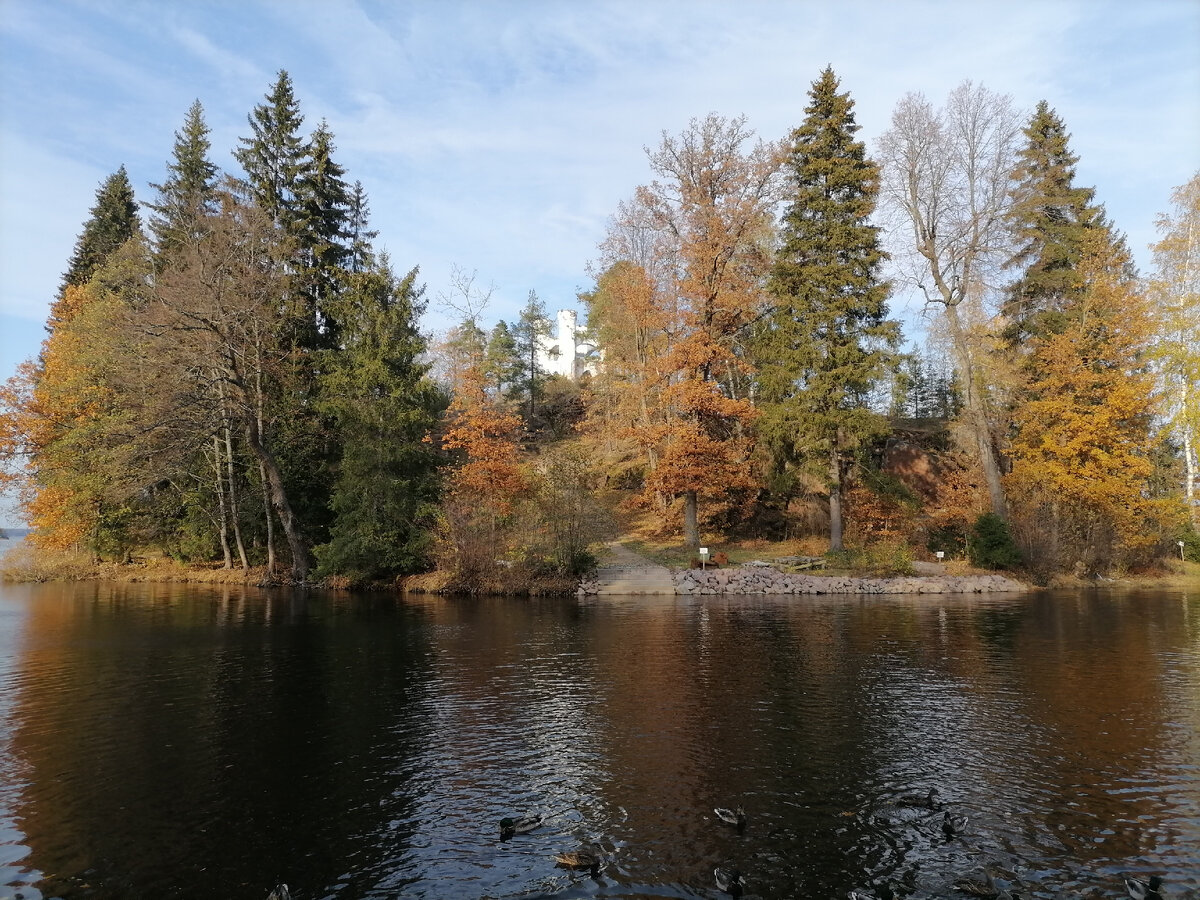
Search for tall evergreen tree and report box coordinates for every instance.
[57,167,140,311]
[484,321,520,397]
[1003,101,1112,345]
[511,290,552,420]
[316,259,444,582]
[234,70,307,230]
[1006,230,1161,574]
[292,120,353,348]
[346,180,379,274]
[147,99,218,267]
[755,67,898,551]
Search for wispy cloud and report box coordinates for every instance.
[2,0,1197,378]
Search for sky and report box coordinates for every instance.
[1,0,1199,526]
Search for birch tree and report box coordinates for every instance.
[1149,172,1200,529]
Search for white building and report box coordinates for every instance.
[535,309,600,380]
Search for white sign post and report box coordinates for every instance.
[700,547,709,571]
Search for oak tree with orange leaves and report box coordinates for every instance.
[440,365,530,581]
[633,114,781,547]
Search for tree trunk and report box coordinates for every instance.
[244,422,310,580]
[683,490,699,550]
[216,377,250,570]
[224,423,250,570]
[212,434,233,569]
[828,444,844,552]
[254,364,276,574]
[944,304,1007,518]
[260,463,276,574]
[1184,381,1198,530]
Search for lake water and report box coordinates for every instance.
[0,582,1197,899]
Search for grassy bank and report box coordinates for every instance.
[1,543,581,594]
[1,543,285,585]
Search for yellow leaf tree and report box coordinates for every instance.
[1006,230,1169,574]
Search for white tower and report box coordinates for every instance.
[535,309,598,380]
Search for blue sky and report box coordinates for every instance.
[1,0,1199,525]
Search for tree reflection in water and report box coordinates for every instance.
[0,583,1196,899]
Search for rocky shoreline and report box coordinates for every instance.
[578,565,1027,596]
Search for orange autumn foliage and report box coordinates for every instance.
[441,366,528,515]
[617,115,778,540]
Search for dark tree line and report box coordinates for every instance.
[3,71,443,582]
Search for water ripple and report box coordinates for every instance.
[0,587,1196,898]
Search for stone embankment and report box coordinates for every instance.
[673,567,1025,595]
[578,562,1026,596]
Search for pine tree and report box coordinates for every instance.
[147,100,218,267]
[234,70,307,230]
[756,67,898,551]
[1003,102,1112,345]
[440,319,488,393]
[57,167,140,312]
[1006,230,1162,573]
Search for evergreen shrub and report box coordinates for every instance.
[968,513,1022,569]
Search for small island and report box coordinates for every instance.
[1,70,1197,593]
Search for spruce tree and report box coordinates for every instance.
[511,290,552,420]
[234,70,307,230]
[294,120,353,348]
[346,180,378,274]
[147,100,218,267]
[755,67,898,551]
[1003,101,1112,345]
[58,166,140,303]
[316,259,443,581]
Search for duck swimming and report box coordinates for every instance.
[714,866,746,897]
[499,814,542,838]
[898,787,940,810]
[554,850,601,875]
[714,805,747,830]
[954,869,999,898]
[850,884,898,900]
[1125,876,1164,900]
[942,811,969,840]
